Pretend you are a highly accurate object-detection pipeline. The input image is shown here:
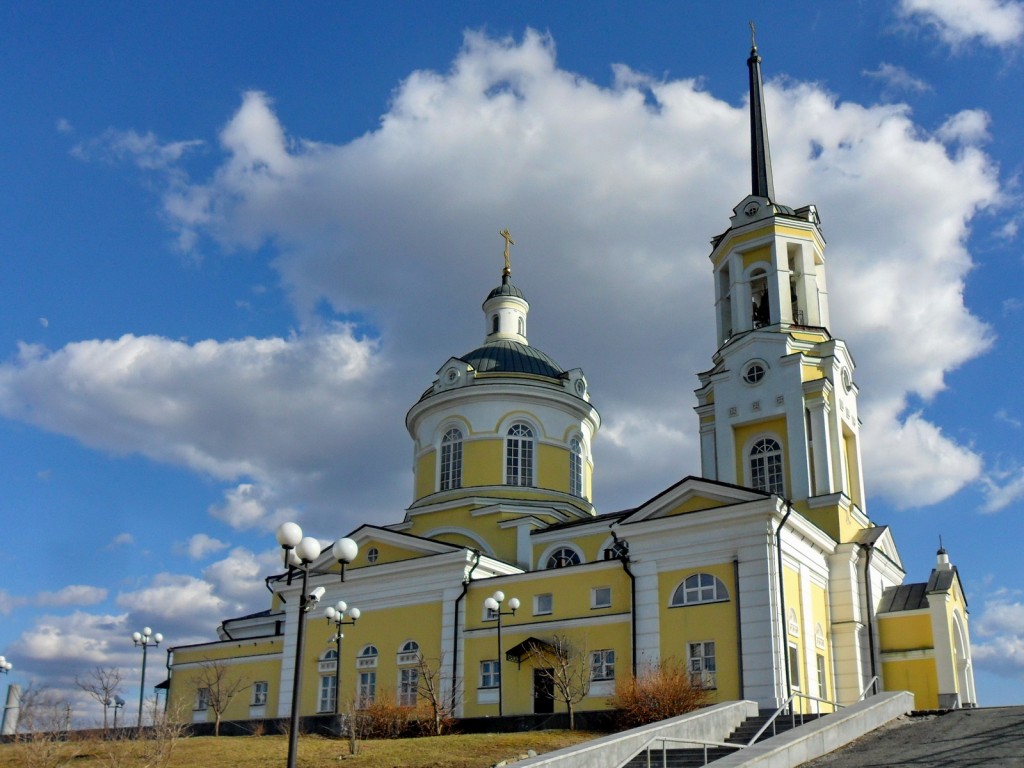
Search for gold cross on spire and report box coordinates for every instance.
[499,228,515,277]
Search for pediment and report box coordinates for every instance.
[621,476,769,524]
[332,525,461,569]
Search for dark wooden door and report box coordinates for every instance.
[533,669,554,714]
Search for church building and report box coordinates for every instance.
[166,40,976,725]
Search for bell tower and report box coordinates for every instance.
[694,35,868,542]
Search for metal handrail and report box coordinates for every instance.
[625,688,851,768]
[746,691,842,747]
[858,676,879,701]
[640,736,743,768]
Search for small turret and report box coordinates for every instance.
[482,229,529,343]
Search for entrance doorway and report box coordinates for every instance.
[533,669,554,714]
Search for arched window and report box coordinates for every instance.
[545,546,582,569]
[506,423,534,486]
[518,317,525,335]
[750,438,785,494]
[751,269,770,328]
[397,640,420,665]
[357,645,379,669]
[440,428,463,491]
[671,573,729,606]
[491,314,499,334]
[569,438,583,498]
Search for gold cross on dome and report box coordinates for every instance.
[499,228,515,275]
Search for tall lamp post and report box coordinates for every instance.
[483,590,519,717]
[275,522,358,768]
[324,602,360,714]
[131,627,162,737]
[0,656,11,675]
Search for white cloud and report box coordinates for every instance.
[36,585,108,607]
[71,128,203,171]
[995,409,1022,428]
[0,29,1003,528]
[0,588,27,616]
[55,117,73,134]
[178,533,230,560]
[863,408,984,509]
[899,0,1024,48]
[12,611,127,665]
[209,483,297,531]
[936,109,991,145]
[107,532,135,549]
[0,328,392,527]
[202,546,281,606]
[862,62,932,95]
[980,466,1024,512]
[116,572,230,624]
[973,590,1024,677]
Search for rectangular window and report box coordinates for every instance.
[534,593,553,615]
[194,687,210,711]
[687,641,717,689]
[319,675,337,713]
[590,649,615,681]
[591,586,612,609]
[480,659,501,688]
[358,671,376,708]
[251,680,268,707]
[399,668,418,707]
[816,654,827,700]
[789,644,801,690]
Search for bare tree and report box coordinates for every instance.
[75,666,122,731]
[415,653,460,735]
[14,686,80,768]
[195,660,250,736]
[532,634,592,730]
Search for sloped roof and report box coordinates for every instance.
[877,583,929,613]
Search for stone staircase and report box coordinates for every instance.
[621,710,823,768]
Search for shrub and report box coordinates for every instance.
[608,659,710,729]
[356,694,414,739]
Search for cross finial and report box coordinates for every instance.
[749,20,757,52]
[499,228,515,277]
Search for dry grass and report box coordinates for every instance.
[0,730,600,768]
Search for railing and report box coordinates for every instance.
[747,691,841,747]
[638,736,743,768]
[858,676,879,701]
[624,685,862,768]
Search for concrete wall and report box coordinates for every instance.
[711,691,914,768]
[510,700,758,768]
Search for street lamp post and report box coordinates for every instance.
[112,695,125,730]
[0,656,11,675]
[483,591,519,717]
[131,627,162,737]
[324,601,360,715]
[276,522,358,768]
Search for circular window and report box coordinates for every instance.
[366,547,379,564]
[743,362,767,384]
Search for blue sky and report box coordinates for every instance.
[2,1,1023,720]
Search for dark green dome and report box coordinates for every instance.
[485,280,525,301]
[460,340,564,377]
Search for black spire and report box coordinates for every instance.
[747,23,775,201]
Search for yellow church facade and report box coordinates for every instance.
[166,41,976,726]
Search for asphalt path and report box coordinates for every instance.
[799,707,1024,768]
